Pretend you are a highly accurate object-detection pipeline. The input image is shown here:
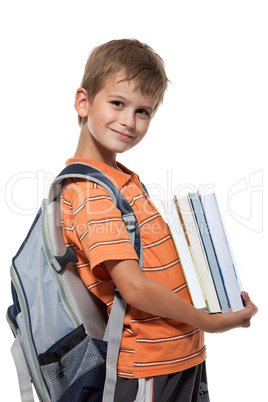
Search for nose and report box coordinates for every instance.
[120,109,135,130]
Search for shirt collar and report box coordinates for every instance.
[66,157,135,189]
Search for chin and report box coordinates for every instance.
[111,144,132,154]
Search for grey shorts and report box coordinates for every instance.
[114,361,209,402]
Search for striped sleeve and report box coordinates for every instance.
[61,179,139,281]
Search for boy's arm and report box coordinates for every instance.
[105,259,257,333]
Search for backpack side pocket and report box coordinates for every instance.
[39,325,107,402]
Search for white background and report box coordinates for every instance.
[1,1,267,400]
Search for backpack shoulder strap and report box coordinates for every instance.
[141,182,149,196]
[47,162,143,273]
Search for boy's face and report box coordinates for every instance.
[85,73,157,157]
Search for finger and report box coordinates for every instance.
[242,318,251,328]
[241,291,250,303]
[243,304,255,319]
[241,292,258,315]
[246,304,255,315]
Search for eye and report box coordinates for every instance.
[137,109,150,117]
[111,100,124,107]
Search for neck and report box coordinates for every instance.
[74,125,120,170]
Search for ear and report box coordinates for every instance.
[74,88,89,118]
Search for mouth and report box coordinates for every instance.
[109,128,133,141]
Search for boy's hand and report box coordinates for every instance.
[207,291,258,333]
[240,291,258,326]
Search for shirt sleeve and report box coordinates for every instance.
[61,179,139,281]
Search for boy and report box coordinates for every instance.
[60,39,257,401]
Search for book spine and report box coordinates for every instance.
[174,197,208,310]
[200,193,244,312]
[162,200,207,310]
[189,193,230,313]
[177,195,221,314]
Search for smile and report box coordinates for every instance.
[109,128,133,141]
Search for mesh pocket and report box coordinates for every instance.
[39,325,107,402]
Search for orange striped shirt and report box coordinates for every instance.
[61,157,206,378]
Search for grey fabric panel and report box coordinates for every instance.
[59,263,107,339]
[14,211,75,354]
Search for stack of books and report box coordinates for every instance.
[162,192,244,314]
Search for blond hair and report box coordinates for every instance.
[78,39,169,125]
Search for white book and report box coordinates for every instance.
[162,199,207,310]
[175,195,221,313]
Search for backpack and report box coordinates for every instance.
[7,162,144,402]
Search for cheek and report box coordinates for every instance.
[137,120,150,137]
[87,113,103,136]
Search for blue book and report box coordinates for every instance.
[200,193,243,312]
[189,192,230,313]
